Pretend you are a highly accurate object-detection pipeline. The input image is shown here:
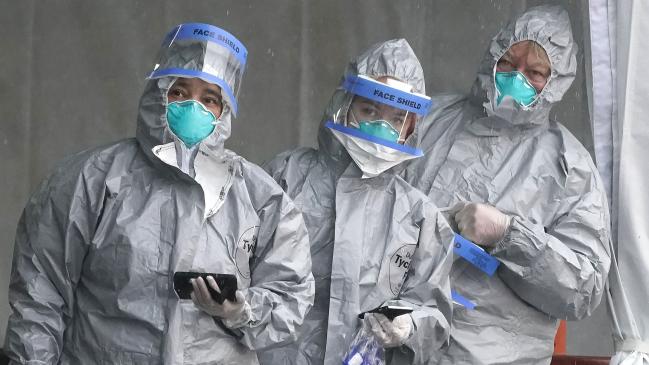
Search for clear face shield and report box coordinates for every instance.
[148,23,248,116]
[325,74,432,177]
[327,74,431,148]
[346,94,414,144]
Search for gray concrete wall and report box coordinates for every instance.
[0,0,611,356]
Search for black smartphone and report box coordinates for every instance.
[173,272,238,304]
[358,305,414,320]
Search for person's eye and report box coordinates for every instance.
[169,86,191,99]
[361,106,378,117]
[203,97,223,107]
[528,70,546,82]
[498,59,514,69]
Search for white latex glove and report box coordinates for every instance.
[453,202,512,247]
[191,276,251,328]
[366,313,413,348]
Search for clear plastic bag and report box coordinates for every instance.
[341,322,385,365]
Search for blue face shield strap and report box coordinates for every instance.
[342,75,432,116]
[150,68,239,116]
[453,233,500,276]
[161,23,248,66]
[325,121,423,157]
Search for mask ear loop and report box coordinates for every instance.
[335,93,355,127]
[347,106,361,128]
[519,73,541,109]
[202,101,222,142]
[492,63,503,107]
[397,111,409,143]
[212,105,225,125]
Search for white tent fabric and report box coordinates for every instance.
[589,0,649,364]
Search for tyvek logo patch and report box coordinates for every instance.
[389,244,416,295]
[235,226,259,279]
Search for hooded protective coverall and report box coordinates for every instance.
[259,39,453,365]
[4,23,314,365]
[404,6,611,364]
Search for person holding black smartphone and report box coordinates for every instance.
[259,39,454,365]
[4,22,314,364]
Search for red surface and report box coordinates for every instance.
[554,320,568,354]
[551,321,610,364]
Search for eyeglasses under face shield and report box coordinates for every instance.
[327,74,432,147]
[147,22,247,116]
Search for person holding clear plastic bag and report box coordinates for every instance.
[259,39,454,365]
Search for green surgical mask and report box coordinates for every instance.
[166,100,217,147]
[494,71,538,107]
[358,120,400,143]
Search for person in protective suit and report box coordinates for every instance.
[4,22,314,365]
[404,6,612,364]
[259,39,454,365]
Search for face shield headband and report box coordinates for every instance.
[147,22,248,116]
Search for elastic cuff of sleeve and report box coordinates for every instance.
[398,314,416,349]
[489,215,515,253]
[222,302,252,329]
[407,314,415,339]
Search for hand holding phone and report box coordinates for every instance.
[173,272,238,304]
[188,275,251,326]
[358,305,414,321]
